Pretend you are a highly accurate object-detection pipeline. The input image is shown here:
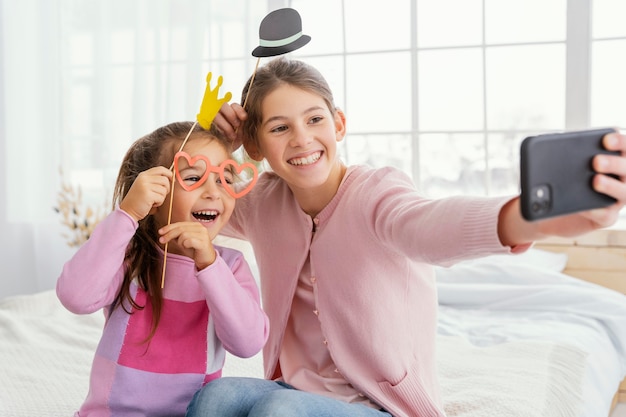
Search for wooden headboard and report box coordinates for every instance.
[535,228,626,411]
[535,228,626,295]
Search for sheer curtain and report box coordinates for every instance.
[0,0,68,297]
[0,0,273,298]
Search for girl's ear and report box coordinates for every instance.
[334,109,347,142]
[243,141,264,161]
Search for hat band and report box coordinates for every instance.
[259,32,302,47]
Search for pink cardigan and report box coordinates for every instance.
[223,165,515,417]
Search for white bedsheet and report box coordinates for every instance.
[0,249,624,417]
[436,250,626,417]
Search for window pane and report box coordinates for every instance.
[486,132,521,196]
[591,39,626,127]
[485,0,566,44]
[417,0,483,48]
[419,133,486,197]
[110,30,136,64]
[344,0,411,52]
[419,132,520,197]
[206,20,248,60]
[203,58,254,105]
[418,48,484,131]
[205,1,266,60]
[486,44,565,130]
[66,33,94,66]
[346,53,412,133]
[593,0,626,38]
[291,0,344,55]
[342,134,412,177]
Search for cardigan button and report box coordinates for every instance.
[310,276,317,284]
[313,309,319,316]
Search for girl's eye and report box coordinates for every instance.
[270,125,288,134]
[217,174,234,185]
[309,116,323,124]
[184,176,201,183]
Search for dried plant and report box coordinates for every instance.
[53,168,106,248]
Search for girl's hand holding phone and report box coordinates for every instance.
[501,130,626,247]
[119,167,172,222]
[519,128,622,221]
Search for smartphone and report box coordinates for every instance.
[519,127,618,221]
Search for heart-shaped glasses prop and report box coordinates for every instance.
[173,151,258,198]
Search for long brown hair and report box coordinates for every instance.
[111,121,230,340]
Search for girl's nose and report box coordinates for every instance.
[202,176,221,199]
[290,125,313,147]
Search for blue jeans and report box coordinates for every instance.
[186,377,393,417]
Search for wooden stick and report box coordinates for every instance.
[160,174,176,288]
[241,58,260,111]
[169,121,198,170]
[161,121,198,288]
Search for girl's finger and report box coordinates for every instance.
[603,132,626,153]
[593,174,626,205]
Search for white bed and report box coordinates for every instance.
[1,231,625,417]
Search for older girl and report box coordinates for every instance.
[186,58,626,417]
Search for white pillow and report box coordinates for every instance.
[434,248,568,285]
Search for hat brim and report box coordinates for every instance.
[251,35,311,58]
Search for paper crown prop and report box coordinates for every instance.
[196,72,232,129]
[252,8,311,57]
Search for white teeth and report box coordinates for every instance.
[194,210,218,216]
[289,152,321,166]
[193,210,218,222]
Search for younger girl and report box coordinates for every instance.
[57,121,269,417]
[186,57,626,417]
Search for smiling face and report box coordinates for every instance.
[256,84,346,194]
[154,138,235,248]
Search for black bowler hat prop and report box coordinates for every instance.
[252,8,311,57]
[242,8,311,112]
